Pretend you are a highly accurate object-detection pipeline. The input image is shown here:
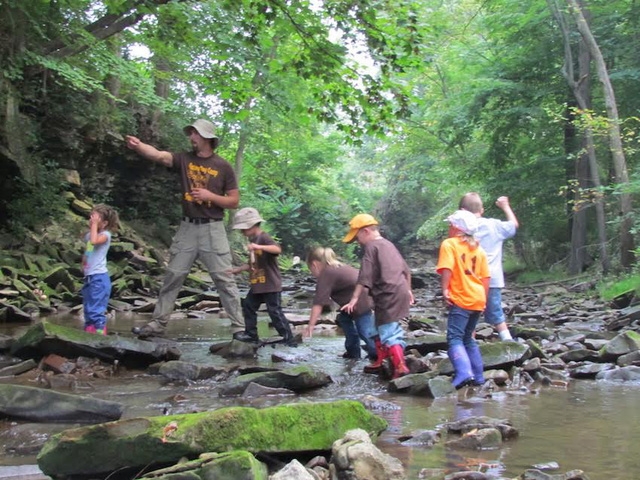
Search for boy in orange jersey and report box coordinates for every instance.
[436,210,490,389]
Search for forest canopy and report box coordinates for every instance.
[1,0,639,275]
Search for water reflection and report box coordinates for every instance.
[1,311,640,479]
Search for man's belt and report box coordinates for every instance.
[182,217,222,224]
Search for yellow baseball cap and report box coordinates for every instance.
[342,213,379,243]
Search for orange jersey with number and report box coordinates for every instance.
[436,237,490,311]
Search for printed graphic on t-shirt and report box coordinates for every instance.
[461,252,480,277]
[82,240,94,273]
[184,162,219,205]
[250,250,267,285]
[460,253,479,278]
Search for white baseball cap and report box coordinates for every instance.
[446,210,479,235]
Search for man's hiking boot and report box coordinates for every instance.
[132,320,166,338]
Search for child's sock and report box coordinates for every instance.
[499,329,513,341]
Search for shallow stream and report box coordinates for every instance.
[1,309,639,479]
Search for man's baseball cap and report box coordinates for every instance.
[233,207,264,230]
[446,209,478,235]
[342,213,379,243]
[183,119,218,139]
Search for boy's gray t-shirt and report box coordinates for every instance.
[82,231,112,276]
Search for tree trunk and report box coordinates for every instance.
[550,0,610,273]
[567,0,635,268]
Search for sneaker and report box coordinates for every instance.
[233,331,260,343]
[132,320,166,338]
[84,325,97,334]
[96,326,107,336]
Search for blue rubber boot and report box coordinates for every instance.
[448,344,473,389]
[465,342,485,386]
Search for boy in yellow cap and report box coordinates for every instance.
[341,214,414,378]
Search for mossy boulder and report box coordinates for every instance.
[37,400,388,478]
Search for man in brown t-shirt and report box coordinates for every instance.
[125,119,243,338]
[341,213,413,378]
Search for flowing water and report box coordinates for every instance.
[1,309,639,479]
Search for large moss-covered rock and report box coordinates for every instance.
[11,321,181,367]
[37,400,387,478]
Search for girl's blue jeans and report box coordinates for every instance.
[336,311,377,358]
[82,273,111,329]
[447,304,481,348]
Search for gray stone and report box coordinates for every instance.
[569,362,615,379]
[219,365,332,396]
[599,331,640,359]
[331,429,405,480]
[445,427,502,450]
[595,365,640,382]
[242,382,295,397]
[388,373,455,398]
[0,384,123,423]
[270,459,316,480]
[617,350,640,367]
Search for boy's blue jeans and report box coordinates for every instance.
[336,311,377,358]
[447,304,481,348]
[82,273,111,329]
[484,288,505,325]
[378,321,406,349]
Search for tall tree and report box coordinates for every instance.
[566,0,635,268]
[549,0,609,274]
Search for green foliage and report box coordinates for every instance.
[598,275,640,301]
